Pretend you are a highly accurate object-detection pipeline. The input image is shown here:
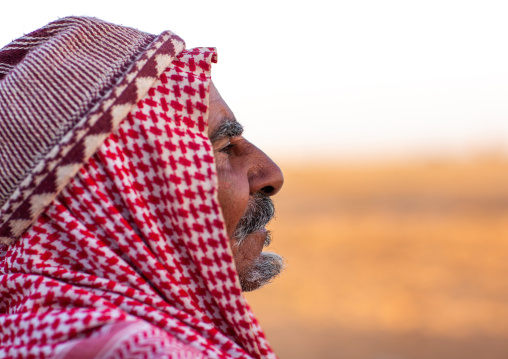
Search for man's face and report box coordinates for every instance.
[208,82,285,291]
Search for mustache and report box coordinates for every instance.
[234,193,275,245]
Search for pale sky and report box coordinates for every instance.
[2,0,508,161]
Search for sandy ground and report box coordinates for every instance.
[245,155,508,359]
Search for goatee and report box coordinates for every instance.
[233,193,285,292]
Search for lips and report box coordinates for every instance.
[232,196,284,292]
[250,228,271,247]
[247,230,268,251]
[233,193,275,245]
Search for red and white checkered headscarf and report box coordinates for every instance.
[0,20,276,359]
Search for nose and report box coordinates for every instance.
[248,146,284,197]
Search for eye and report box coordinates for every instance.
[219,142,237,155]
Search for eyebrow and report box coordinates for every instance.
[210,117,244,143]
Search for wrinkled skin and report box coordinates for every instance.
[207,82,284,288]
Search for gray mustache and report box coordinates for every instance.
[234,193,275,245]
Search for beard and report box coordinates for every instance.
[238,251,285,292]
[233,193,285,292]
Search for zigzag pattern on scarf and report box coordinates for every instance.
[0,17,185,245]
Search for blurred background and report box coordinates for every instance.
[2,1,508,357]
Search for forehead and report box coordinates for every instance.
[208,82,235,138]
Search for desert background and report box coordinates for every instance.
[246,153,508,359]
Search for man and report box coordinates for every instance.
[0,17,284,358]
[208,82,284,292]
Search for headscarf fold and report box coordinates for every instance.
[0,17,276,359]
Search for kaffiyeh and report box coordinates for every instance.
[0,16,279,359]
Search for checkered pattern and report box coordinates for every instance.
[0,17,184,245]
[0,47,276,358]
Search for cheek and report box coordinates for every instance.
[216,164,250,239]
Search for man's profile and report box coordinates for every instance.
[0,16,284,358]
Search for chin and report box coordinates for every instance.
[238,252,285,292]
